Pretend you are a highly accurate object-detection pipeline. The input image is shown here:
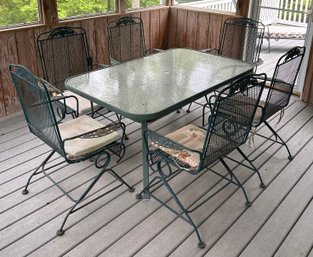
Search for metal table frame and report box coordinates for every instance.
[65,48,253,199]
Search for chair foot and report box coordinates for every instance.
[128,187,135,192]
[136,193,143,200]
[245,201,252,207]
[125,134,129,140]
[186,109,191,113]
[198,241,206,249]
[56,229,65,236]
[176,109,180,113]
[22,189,29,195]
[260,183,266,189]
[288,155,293,161]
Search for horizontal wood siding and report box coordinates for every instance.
[0,8,169,118]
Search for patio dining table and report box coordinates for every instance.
[65,48,253,198]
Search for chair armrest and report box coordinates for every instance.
[50,94,79,118]
[41,79,62,96]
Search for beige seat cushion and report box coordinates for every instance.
[61,90,98,114]
[59,116,119,160]
[153,124,205,170]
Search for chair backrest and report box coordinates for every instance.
[37,26,92,92]
[9,64,66,157]
[262,46,305,120]
[219,18,265,65]
[107,16,146,64]
[203,73,266,166]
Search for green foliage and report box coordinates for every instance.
[0,0,39,27]
[0,0,161,27]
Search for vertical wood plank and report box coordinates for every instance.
[150,10,160,49]
[175,8,188,48]
[236,0,250,17]
[159,8,169,49]
[196,12,210,50]
[168,7,178,48]
[185,10,198,49]
[41,0,58,25]
[140,11,151,50]
[0,32,20,115]
[207,13,224,50]
[95,17,110,65]
[82,19,97,65]
[15,29,37,73]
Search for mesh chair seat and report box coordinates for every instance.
[59,115,120,160]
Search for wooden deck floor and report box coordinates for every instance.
[1,92,313,257]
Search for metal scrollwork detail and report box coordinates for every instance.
[94,151,111,169]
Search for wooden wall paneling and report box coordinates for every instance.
[150,10,160,49]
[140,11,151,50]
[15,29,37,73]
[168,7,178,48]
[175,8,188,48]
[82,19,97,65]
[0,32,20,115]
[159,8,169,49]
[185,10,198,49]
[207,13,224,50]
[94,17,110,65]
[196,12,210,50]
[0,48,5,117]
[302,42,313,104]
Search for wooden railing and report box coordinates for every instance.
[180,0,236,12]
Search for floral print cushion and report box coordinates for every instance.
[152,124,206,170]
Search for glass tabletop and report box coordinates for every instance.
[65,48,253,122]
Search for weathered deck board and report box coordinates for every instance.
[0,96,313,257]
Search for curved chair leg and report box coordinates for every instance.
[263,120,293,160]
[57,167,134,236]
[219,158,251,207]
[158,173,206,249]
[56,168,107,236]
[22,150,56,195]
[236,147,266,188]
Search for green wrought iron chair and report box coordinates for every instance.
[107,16,161,65]
[249,46,305,160]
[186,17,265,113]
[37,26,112,119]
[9,64,134,236]
[136,73,266,249]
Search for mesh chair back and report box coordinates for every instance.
[37,27,92,92]
[262,46,305,120]
[203,74,266,166]
[108,16,146,64]
[219,18,265,65]
[9,64,65,157]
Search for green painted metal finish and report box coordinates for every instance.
[65,48,253,122]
